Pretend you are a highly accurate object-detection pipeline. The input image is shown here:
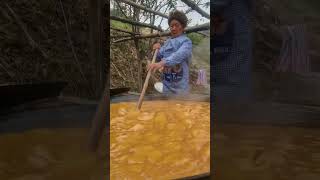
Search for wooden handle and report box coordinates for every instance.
[137,49,159,110]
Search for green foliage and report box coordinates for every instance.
[138,40,150,56]
[111,20,132,31]
[187,33,205,45]
[110,8,120,17]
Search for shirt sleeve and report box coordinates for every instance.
[163,39,192,66]
[156,48,163,62]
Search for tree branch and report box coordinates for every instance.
[115,0,129,19]
[112,23,210,43]
[110,26,139,35]
[111,34,133,38]
[156,1,170,12]
[185,7,193,14]
[181,0,210,19]
[158,3,171,26]
[115,0,169,18]
[59,0,87,82]
[111,15,163,31]
[113,37,134,43]
[6,3,49,59]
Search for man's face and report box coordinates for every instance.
[170,19,184,37]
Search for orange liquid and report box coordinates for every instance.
[110,100,210,179]
[0,128,107,180]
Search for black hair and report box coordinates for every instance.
[168,10,188,28]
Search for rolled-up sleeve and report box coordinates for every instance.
[163,39,192,66]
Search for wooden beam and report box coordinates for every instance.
[181,0,210,19]
[110,26,139,35]
[113,37,134,43]
[137,23,210,39]
[116,0,169,19]
[110,34,133,38]
[112,23,210,43]
[111,15,163,31]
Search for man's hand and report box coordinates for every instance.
[147,60,165,73]
[152,43,161,50]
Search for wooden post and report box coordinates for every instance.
[89,0,107,98]
[132,0,142,91]
[134,39,142,91]
[88,0,109,154]
[89,87,108,152]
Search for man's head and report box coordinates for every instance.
[168,10,188,37]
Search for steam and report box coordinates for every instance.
[191,37,210,94]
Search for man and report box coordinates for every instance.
[148,10,192,95]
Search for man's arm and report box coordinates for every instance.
[156,51,163,62]
[163,39,192,66]
[152,42,163,62]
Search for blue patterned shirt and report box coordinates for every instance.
[156,34,192,95]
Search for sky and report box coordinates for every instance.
[111,0,210,30]
[155,0,210,29]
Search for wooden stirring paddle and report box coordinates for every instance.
[137,49,159,110]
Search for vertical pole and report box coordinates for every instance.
[89,0,107,98]
[134,39,142,91]
[88,0,109,153]
[132,0,142,91]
